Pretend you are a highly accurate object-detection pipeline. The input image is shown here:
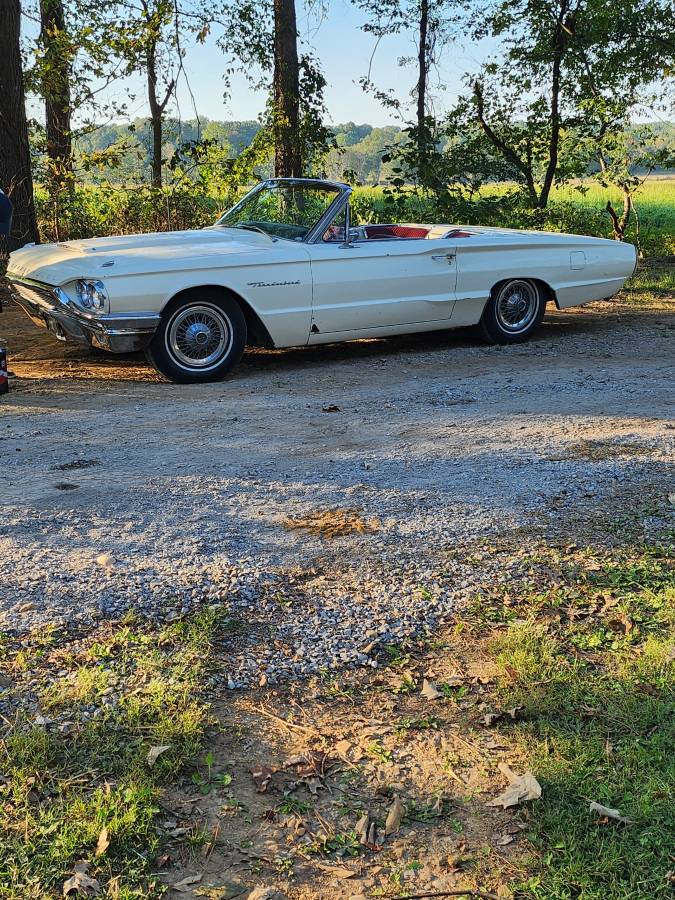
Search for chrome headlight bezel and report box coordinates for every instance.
[75,279,109,313]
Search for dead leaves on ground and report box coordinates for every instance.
[420,678,444,700]
[251,751,336,795]
[147,744,171,767]
[251,764,274,794]
[487,763,542,809]
[547,438,650,462]
[384,794,405,835]
[282,508,380,538]
[62,862,101,897]
[94,827,109,857]
[589,800,634,825]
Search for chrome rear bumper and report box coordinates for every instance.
[7,276,160,354]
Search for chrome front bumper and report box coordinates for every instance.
[7,276,160,354]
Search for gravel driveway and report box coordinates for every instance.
[1,294,673,684]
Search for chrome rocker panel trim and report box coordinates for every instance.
[7,276,160,354]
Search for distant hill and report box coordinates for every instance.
[73,117,406,185]
[71,117,674,185]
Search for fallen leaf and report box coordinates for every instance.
[430,796,444,816]
[487,764,542,809]
[504,821,528,834]
[251,765,274,793]
[421,679,443,701]
[481,711,502,726]
[173,873,203,892]
[385,794,404,835]
[293,750,330,779]
[334,739,352,757]
[62,871,101,896]
[355,812,370,844]
[497,833,515,845]
[589,801,633,824]
[147,745,171,766]
[246,887,282,900]
[94,827,109,856]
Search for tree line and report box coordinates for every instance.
[1,0,674,253]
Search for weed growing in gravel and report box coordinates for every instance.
[0,610,217,899]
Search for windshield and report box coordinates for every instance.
[216,181,341,241]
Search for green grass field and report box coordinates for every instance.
[350,177,675,257]
[33,175,675,256]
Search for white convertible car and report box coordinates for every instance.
[7,177,637,383]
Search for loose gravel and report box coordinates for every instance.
[1,297,673,684]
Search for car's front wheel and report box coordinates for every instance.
[146,291,246,383]
[479,278,545,344]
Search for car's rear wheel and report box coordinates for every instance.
[146,291,246,383]
[479,278,545,344]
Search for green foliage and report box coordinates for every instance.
[490,544,675,900]
[0,610,217,898]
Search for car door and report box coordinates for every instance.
[306,233,458,340]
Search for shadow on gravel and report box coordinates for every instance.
[5,296,672,385]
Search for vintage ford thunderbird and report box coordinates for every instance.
[7,177,637,383]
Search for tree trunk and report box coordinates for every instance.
[473,80,539,206]
[273,0,302,177]
[537,3,573,209]
[146,42,164,188]
[416,0,429,150]
[0,0,39,255]
[606,190,632,241]
[39,0,73,184]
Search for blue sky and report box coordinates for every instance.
[48,0,494,127]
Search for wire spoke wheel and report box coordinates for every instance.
[166,303,233,370]
[495,280,540,333]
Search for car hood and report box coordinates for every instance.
[7,227,277,285]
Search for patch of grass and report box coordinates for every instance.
[0,609,218,899]
[547,439,651,462]
[488,544,675,900]
[624,267,675,298]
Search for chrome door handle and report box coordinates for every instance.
[431,253,456,262]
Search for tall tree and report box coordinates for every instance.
[38,0,74,183]
[355,0,457,157]
[214,0,332,177]
[0,0,39,253]
[272,0,301,176]
[113,0,183,186]
[456,0,675,209]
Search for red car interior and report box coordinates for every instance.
[363,224,431,239]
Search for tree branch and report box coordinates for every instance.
[472,79,538,204]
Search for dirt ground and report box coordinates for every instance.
[1,284,674,899]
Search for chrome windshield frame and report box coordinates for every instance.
[214,178,352,245]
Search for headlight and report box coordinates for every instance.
[76,279,108,311]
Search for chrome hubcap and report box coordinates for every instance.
[495,280,539,332]
[166,304,233,370]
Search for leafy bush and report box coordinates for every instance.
[34,178,675,256]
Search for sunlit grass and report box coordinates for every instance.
[0,609,218,899]
[483,544,675,900]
